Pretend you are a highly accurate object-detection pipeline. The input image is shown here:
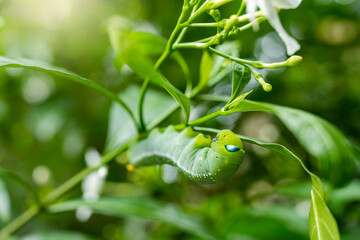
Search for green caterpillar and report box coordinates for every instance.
[128,126,245,184]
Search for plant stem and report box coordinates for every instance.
[188,109,223,126]
[138,4,190,132]
[228,17,266,37]
[1,2,266,238]
[174,42,206,50]
[187,22,224,28]
[0,206,39,240]
[174,17,265,51]
[236,0,246,16]
[148,78,225,131]
[0,138,136,239]
[208,47,263,68]
[138,49,172,132]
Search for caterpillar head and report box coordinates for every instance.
[208,130,245,182]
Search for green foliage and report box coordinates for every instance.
[0,0,359,240]
[228,63,251,104]
[107,22,191,125]
[49,197,218,240]
[105,86,175,153]
[192,50,213,94]
[208,41,240,87]
[241,134,341,240]
[119,36,190,124]
[0,57,136,127]
[271,105,356,187]
[309,178,340,240]
[197,126,340,240]
[203,97,359,186]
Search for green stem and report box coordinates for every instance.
[0,61,140,133]
[228,17,266,37]
[138,3,191,132]
[185,0,211,24]
[138,49,172,132]
[174,0,199,46]
[0,138,136,239]
[208,47,263,68]
[0,3,204,236]
[175,17,266,51]
[147,73,224,130]
[0,4,268,238]
[186,22,224,28]
[0,206,39,240]
[188,109,223,126]
[236,0,246,16]
[174,42,206,50]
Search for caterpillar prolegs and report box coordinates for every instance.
[128,126,245,184]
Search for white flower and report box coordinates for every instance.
[246,0,302,55]
[76,147,108,222]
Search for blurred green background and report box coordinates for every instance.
[0,0,359,239]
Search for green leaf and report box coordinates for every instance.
[107,18,191,123]
[0,56,136,126]
[228,63,251,104]
[196,95,272,112]
[198,95,357,186]
[105,85,176,153]
[0,180,11,225]
[118,32,190,123]
[48,197,218,240]
[208,41,240,87]
[113,30,167,60]
[20,231,98,240]
[270,105,356,186]
[107,18,191,93]
[309,181,341,240]
[221,206,308,240]
[107,17,166,71]
[193,50,213,94]
[239,135,340,240]
[224,98,273,113]
[223,90,253,111]
[194,127,340,240]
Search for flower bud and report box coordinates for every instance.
[255,74,272,92]
[287,55,303,67]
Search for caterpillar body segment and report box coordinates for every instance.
[129,126,245,184]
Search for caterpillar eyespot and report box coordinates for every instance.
[128,126,245,184]
[225,145,240,152]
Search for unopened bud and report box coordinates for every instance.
[209,9,221,21]
[255,74,272,92]
[287,55,303,67]
[263,83,272,92]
